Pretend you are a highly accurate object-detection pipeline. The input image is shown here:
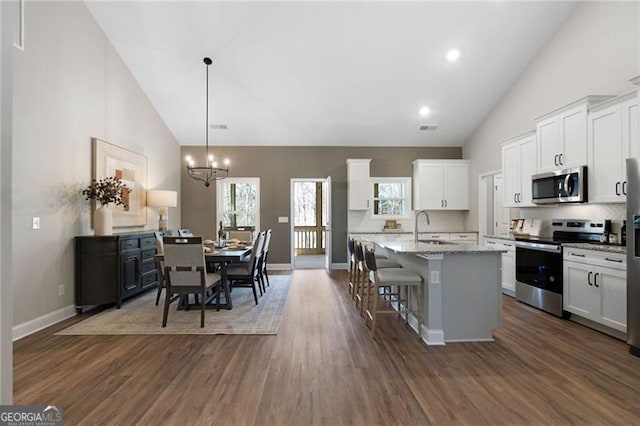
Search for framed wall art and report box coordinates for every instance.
[92,137,147,227]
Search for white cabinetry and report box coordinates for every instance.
[588,92,638,203]
[420,232,478,243]
[485,238,516,295]
[563,248,626,333]
[346,159,370,210]
[501,131,537,207]
[536,96,613,173]
[413,160,470,210]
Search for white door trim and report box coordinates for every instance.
[478,169,501,246]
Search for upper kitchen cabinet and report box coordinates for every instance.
[536,96,613,174]
[588,92,638,203]
[501,131,537,208]
[413,160,470,210]
[346,159,371,210]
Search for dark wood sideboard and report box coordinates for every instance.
[75,231,158,313]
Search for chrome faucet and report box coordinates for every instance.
[414,210,431,243]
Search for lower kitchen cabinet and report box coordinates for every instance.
[563,248,626,333]
[485,238,515,295]
[75,231,158,312]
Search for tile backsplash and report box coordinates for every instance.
[516,204,626,237]
[348,210,466,233]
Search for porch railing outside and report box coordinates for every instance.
[294,226,325,255]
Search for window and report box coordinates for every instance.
[371,178,411,218]
[216,178,260,231]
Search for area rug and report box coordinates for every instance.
[56,275,291,335]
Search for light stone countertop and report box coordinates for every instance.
[371,239,506,255]
[562,242,627,255]
[485,234,627,254]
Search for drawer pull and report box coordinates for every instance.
[605,257,623,263]
[487,241,496,245]
[503,243,513,247]
[571,253,586,257]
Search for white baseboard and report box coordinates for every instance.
[502,287,516,298]
[423,327,445,345]
[13,305,76,341]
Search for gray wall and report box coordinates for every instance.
[463,1,639,230]
[1,0,14,404]
[181,146,461,264]
[12,1,181,326]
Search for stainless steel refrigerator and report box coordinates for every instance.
[627,158,640,356]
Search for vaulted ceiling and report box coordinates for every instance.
[86,1,577,147]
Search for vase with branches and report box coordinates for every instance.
[82,176,129,207]
[82,176,130,235]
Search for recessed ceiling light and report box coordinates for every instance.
[446,48,460,62]
[419,106,431,117]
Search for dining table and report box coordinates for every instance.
[156,245,252,311]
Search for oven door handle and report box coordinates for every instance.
[515,241,562,253]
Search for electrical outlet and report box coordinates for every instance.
[278,216,288,223]
[58,284,64,297]
[32,217,40,229]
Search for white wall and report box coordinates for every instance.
[12,1,181,328]
[463,2,639,229]
[0,0,14,404]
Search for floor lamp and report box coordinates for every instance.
[147,190,178,231]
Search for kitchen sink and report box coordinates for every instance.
[418,239,454,245]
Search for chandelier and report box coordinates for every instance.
[185,57,230,187]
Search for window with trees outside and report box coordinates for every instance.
[371,178,411,218]
[216,178,260,231]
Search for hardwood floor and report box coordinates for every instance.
[13,270,640,424]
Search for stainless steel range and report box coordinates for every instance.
[515,219,610,317]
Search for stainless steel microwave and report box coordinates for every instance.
[531,166,587,204]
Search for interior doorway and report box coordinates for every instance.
[478,170,503,245]
[493,174,510,235]
[290,178,332,270]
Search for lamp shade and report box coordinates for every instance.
[147,190,177,208]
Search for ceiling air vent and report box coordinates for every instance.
[419,124,438,131]
[209,124,228,130]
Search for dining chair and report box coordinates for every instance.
[226,231,265,305]
[162,236,222,327]
[259,229,272,288]
[363,246,423,338]
[154,230,171,306]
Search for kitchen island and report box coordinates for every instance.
[369,239,505,345]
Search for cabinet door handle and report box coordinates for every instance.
[554,154,559,166]
[514,193,517,203]
[587,271,593,286]
[605,257,623,263]
[518,193,522,203]
[559,153,564,165]
[367,199,370,208]
[623,181,627,195]
[571,253,586,257]
[594,272,599,288]
[445,200,447,208]
[615,181,621,196]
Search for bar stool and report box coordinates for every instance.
[363,246,423,338]
[349,238,390,298]
[354,242,400,315]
